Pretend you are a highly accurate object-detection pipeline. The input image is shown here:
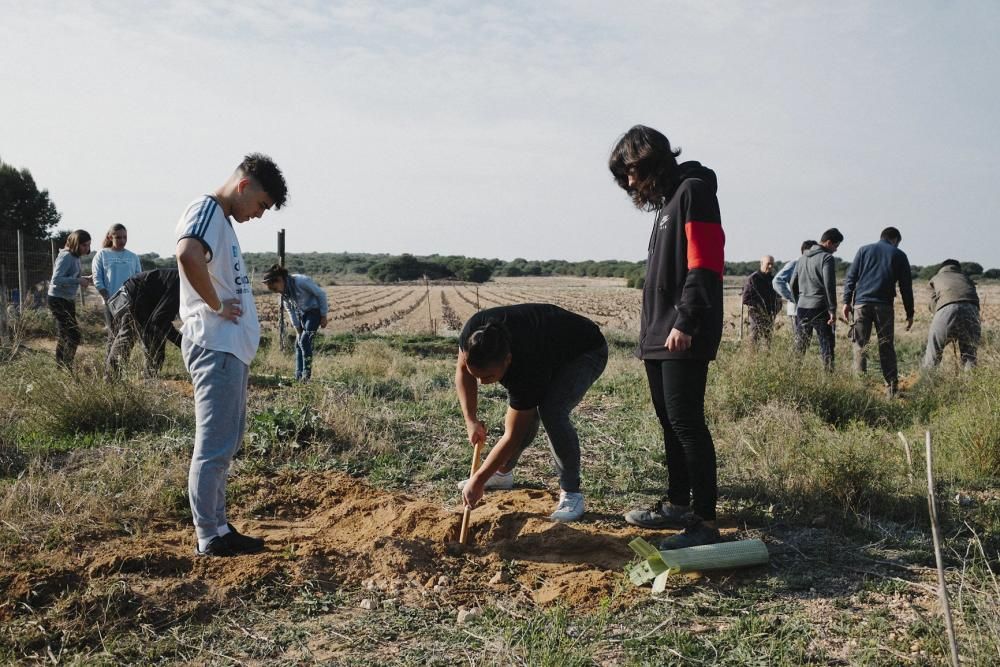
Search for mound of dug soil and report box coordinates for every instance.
[3,471,673,629]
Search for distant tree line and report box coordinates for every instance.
[131,250,999,288]
[3,155,997,288]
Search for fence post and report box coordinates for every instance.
[425,276,433,334]
[0,265,8,345]
[16,230,27,315]
[277,228,286,351]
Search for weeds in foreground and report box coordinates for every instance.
[0,329,998,663]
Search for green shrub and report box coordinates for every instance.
[929,368,1000,481]
[2,356,189,448]
[708,344,908,428]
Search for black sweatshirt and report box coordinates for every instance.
[459,304,605,410]
[121,269,182,347]
[638,162,725,361]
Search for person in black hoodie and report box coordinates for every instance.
[105,268,182,378]
[609,125,725,549]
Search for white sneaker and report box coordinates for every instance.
[549,491,585,522]
[455,470,514,491]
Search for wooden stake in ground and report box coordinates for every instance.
[897,432,915,484]
[459,440,484,544]
[925,430,961,667]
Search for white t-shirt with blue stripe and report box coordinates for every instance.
[175,195,260,366]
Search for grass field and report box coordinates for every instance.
[1,277,998,665]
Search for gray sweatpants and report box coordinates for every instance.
[182,338,250,542]
[922,302,981,370]
[502,343,608,493]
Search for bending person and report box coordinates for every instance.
[262,264,329,381]
[921,260,980,370]
[456,304,608,523]
[106,268,182,379]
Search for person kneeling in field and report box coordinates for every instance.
[456,304,608,523]
[261,264,329,381]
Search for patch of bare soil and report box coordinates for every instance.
[2,471,700,631]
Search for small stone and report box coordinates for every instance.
[382,598,398,609]
[954,494,974,507]
[359,599,376,610]
[437,575,451,586]
[457,607,482,624]
[489,571,510,586]
[433,585,444,592]
[362,579,375,591]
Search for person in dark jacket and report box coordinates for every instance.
[609,125,725,549]
[921,260,980,370]
[791,229,843,372]
[842,227,914,397]
[106,269,182,378]
[740,255,780,345]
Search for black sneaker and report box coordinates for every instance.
[658,522,721,550]
[195,535,239,558]
[623,498,691,528]
[225,524,265,554]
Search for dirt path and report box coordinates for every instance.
[4,470,725,627]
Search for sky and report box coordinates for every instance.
[2,0,999,267]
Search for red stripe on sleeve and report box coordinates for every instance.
[685,221,725,276]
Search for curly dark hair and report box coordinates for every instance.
[239,153,288,209]
[608,125,682,211]
[465,320,511,369]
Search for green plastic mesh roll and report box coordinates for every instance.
[626,537,769,590]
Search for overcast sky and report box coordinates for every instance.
[2,1,998,267]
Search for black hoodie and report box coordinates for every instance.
[638,162,725,361]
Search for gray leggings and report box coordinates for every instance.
[182,338,250,541]
[503,343,608,493]
[922,302,980,370]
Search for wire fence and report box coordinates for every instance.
[0,229,59,310]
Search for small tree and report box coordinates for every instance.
[0,157,61,238]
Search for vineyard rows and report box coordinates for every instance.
[255,277,1000,339]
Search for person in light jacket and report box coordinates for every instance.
[92,223,143,349]
[262,264,328,381]
[791,228,843,372]
[47,230,93,369]
[772,239,816,347]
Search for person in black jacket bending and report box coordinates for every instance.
[609,125,725,549]
[106,268,182,378]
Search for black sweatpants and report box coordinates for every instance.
[48,296,81,368]
[644,358,717,521]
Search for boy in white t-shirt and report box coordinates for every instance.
[175,153,288,557]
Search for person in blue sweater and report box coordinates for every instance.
[92,223,143,349]
[841,227,914,397]
[262,264,328,381]
[47,230,93,369]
